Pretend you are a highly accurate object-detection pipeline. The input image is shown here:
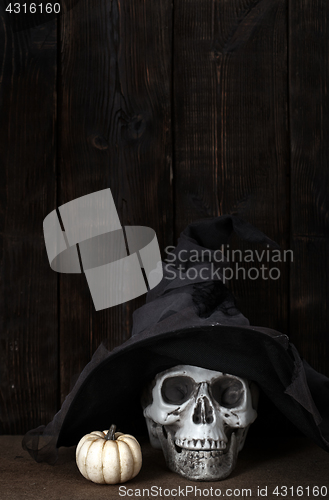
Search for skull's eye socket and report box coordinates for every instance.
[211,378,244,408]
[161,376,194,405]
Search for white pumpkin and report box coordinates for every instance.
[76,425,142,484]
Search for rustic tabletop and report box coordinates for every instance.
[1,435,328,500]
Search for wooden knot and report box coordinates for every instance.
[91,135,109,150]
[127,114,146,140]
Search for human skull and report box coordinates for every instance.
[141,365,258,481]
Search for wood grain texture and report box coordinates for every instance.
[0,16,58,432]
[173,0,290,333]
[289,0,329,376]
[1,0,328,435]
[59,0,173,401]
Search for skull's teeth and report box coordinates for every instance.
[175,438,227,450]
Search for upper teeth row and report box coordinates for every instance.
[175,438,227,450]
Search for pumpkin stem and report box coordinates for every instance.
[105,424,117,440]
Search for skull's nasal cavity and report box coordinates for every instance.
[193,396,214,424]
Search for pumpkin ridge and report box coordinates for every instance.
[101,439,106,484]
[83,439,96,480]
[131,449,137,478]
[126,437,142,477]
[122,437,137,476]
[114,439,121,482]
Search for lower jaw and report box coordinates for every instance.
[166,432,238,481]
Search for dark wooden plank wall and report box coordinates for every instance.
[289,0,329,376]
[0,13,58,433]
[174,0,289,334]
[59,0,173,401]
[0,0,328,434]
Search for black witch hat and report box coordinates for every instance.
[23,216,329,464]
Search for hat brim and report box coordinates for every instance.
[56,323,329,453]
